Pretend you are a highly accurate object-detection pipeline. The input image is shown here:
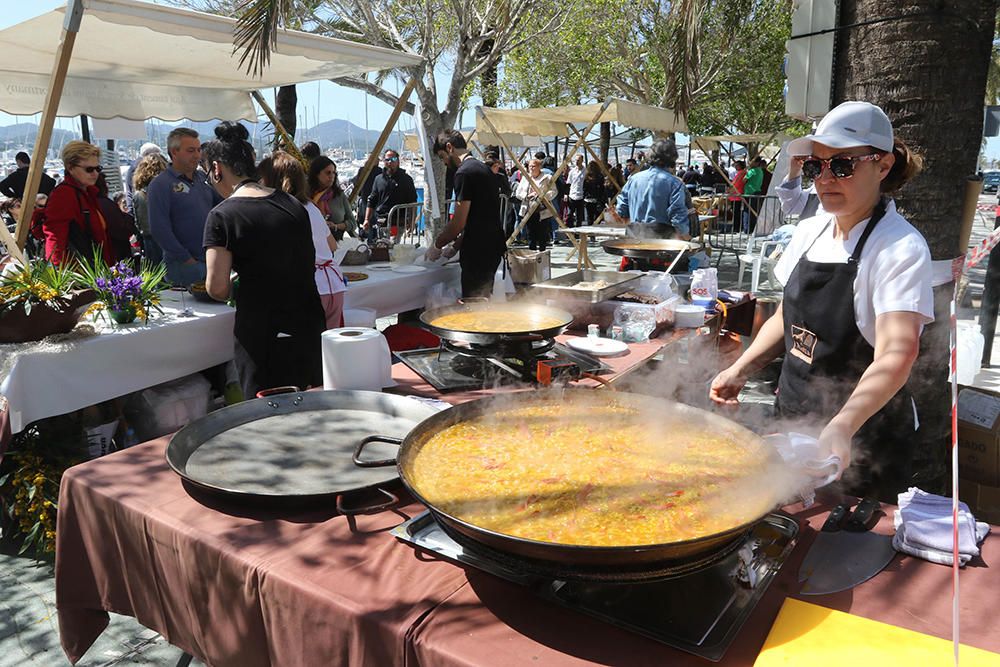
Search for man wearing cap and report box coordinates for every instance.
[0,152,56,199]
[124,142,161,214]
[710,101,933,502]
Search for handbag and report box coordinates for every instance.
[370,239,391,262]
[341,243,369,266]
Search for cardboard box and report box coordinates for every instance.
[957,386,1000,486]
[958,478,1000,526]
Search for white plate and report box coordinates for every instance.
[565,336,629,357]
[392,264,428,274]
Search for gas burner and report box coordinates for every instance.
[396,344,611,392]
[392,512,798,662]
[441,337,557,361]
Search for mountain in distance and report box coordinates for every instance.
[0,123,77,149]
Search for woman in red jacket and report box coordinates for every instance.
[42,141,114,266]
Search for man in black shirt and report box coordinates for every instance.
[0,152,56,199]
[362,149,417,242]
[426,130,506,298]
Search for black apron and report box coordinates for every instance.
[776,200,915,502]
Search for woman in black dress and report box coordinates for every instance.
[202,122,325,397]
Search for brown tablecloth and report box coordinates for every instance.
[55,441,469,665]
[58,442,1000,666]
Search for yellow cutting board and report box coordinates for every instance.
[754,598,1000,666]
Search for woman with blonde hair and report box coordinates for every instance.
[42,140,114,265]
[132,153,169,263]
[259,152,346,329]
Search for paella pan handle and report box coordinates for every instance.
[352,435,403,468]
[255,386,302,399]
[336,488,400,516]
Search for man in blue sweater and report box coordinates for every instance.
[147,128,222,285]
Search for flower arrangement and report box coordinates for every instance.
[0,260,80,316]
[0,260,96,343]
[76,251,168,324]
[0,419,86,558]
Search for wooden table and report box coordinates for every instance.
[555,224,628,269]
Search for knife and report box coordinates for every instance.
[798,498,897,596]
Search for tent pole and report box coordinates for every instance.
[251,90,306,164]
[14,0,85,254]
[80,115,90,143]
[348,78,417,206]
[480,102,609,260]
[569,126,622,198]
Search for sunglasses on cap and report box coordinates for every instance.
[799,153,880,180]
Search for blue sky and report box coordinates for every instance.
[4,1,998,161]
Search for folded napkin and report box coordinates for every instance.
[765,432,842,508]
[892,487,990,566]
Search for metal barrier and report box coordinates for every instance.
[703,195,784,266]
[381,195,511,245]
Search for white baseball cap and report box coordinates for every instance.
[139,142,162,157]
[787,101,894,156]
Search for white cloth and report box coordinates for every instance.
[568,166,585,200]
[0,266,461,434]
[773,199,934,348]
[765,432,842,507]
[892,487,990,566]
[305,201,346,296]
[0,294,235,434]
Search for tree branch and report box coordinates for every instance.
[332,76,416,115]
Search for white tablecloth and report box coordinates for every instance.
[0,264,459,433]
[0,294,235,434]
[344,263,460,317]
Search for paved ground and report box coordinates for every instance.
[2,197,997,666]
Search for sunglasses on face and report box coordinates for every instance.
[75,164,103,174]
[384,156,399,162]
[799,153,880,179]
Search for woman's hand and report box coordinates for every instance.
[818,420,853,476]
[709,365,748,407]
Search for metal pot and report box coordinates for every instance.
[420,301,573,346]
[359,389,780,577]
[601,238,701,261]
[166,389,440,513]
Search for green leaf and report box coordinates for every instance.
[27,484,36,502]
[0,472,10,487]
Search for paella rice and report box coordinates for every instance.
[411,402,776,547]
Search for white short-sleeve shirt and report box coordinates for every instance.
[772,199,934,348]
[305,201,346,296]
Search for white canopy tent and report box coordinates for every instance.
[477,99,687,138]
[0,0,423,121]
[402,130,542,153]
[0,0,424,256]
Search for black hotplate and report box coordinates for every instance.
[391,512,798,662]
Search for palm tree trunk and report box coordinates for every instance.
[833,0,998,492]
[600,121,611,164]
[275,85,298,149]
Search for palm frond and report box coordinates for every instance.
[233,0,296,78]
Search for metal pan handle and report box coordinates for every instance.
[255,386,302,398]
[336,488,399,516]
[353,435,403,467]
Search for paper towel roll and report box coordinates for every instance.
[322,328,393,391]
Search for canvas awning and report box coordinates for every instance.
[402,130,542,152]
[0,0,424,121]
[693,133,791,152]
[477,98,686,137]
